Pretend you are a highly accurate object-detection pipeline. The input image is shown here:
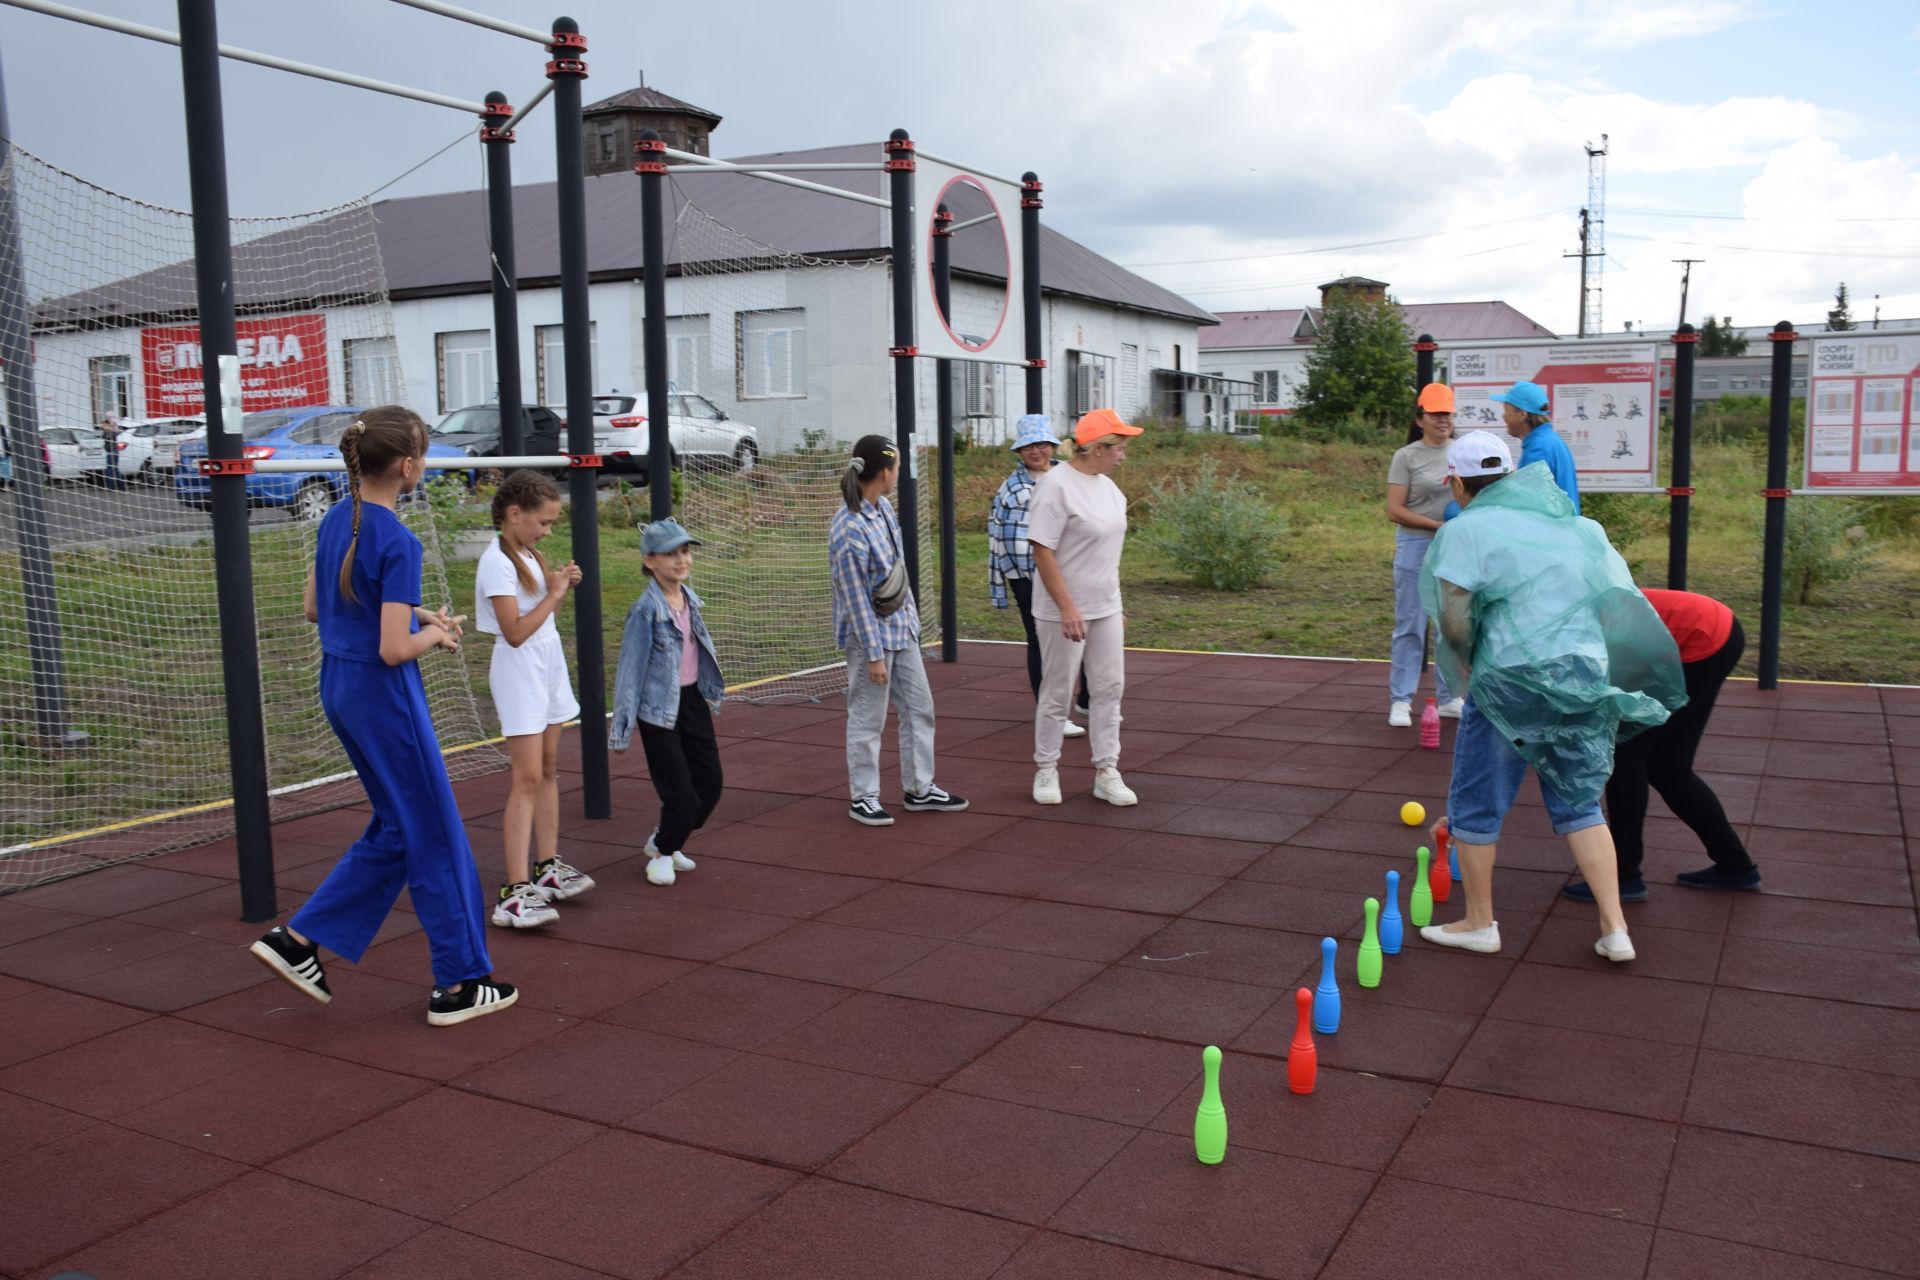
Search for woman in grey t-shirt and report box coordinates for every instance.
[1385,384,1462,727]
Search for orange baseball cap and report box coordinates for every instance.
[1416,383,1456,413]
[1073,408,1143,445]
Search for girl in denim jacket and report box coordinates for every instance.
[609,519,727,887]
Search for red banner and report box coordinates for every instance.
[141,314,330,414]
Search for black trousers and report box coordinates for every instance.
[1008,576,1087,708]
[637,685,725,854]
[1606,617,1753,881]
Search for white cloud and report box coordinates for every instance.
[1578,0,1753,50]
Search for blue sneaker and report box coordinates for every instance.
[1676,865,1762,891]
[1561,877,1647,903]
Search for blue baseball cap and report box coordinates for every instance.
[1010,414,1057,452]
[640,518,700,555]
[1488,380,1550,415]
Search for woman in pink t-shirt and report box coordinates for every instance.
[1029,408,1143,808]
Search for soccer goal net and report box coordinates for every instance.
[0,141,499,892]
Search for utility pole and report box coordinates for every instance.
[1673,258,1704,329]
[1563,135,1608,337]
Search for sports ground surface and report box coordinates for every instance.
[1,641,1916,1279]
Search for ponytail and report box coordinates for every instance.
[338,424,365,603]
[335,406,428,603]
[841,434,899,511]
[490,469,561,594]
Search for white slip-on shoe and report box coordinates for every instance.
[1436,698,1465,719]
[670,851,697,872]
[1092,767,1138,807]
[1388,701,1413,728]
[1062,720,1086,738]
[1418,921,1502,954]
[1595,930,1636,963]
[1033,766,1062,805]
[645,854,677,887]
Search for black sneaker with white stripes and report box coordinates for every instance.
[248,926,331,1005]
[903,785,970,813]
[848,798,895,826]
[427,976,518,1027]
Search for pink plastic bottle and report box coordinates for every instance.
[1418,697,1441,750]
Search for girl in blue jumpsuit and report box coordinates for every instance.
[249,406,516,1027]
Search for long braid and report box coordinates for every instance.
[489,469,560,595]
[338,421,366,603]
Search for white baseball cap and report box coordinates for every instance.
[1447,429,1514,479]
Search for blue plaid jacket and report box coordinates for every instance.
[987,463,1045,608]
[829,496,920,659]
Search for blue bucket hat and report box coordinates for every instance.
[1009,414,1057,452]
[640,518,700,555]
[1488,380,1550,416]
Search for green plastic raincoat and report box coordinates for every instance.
[1419,463,1687,808]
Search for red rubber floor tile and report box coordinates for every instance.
[1771,711,1890,746]
[0,1089,99,1164]
[827,1089,1135,1225]
[718,920,945,987]
[312,1002,576,1082]
[871,941,1105,1015]
[1036,863,1227,915]
[1727,894,1919,954]
[14,863,219,918]
[665,863,884,918]
[457,1020,737,1125]
[1717,935,1920,1009]
[1187,880,1366,938]
[177,964,426,1049]
[903,847,1088,896]
[1238,843,1404,893]
[1646,1230,1894,1280]
[1318,939,1516,1016]
[599,964,851,1050]
[1661,1127,1920,1274]
[1547,879,1737,934]
[1122,917,1324,989]
[1209,779,1349,816]
[1237,997,1479,1083]
[626,1052,922,1168]
[0,987,152,1069]
[0,916,201,984]
[1159,806,1314,845]
[1744,826,1908,869]
[1147,1054,1431,1172]
[962,899,1167,962]
[759,991,1020,1085]
[818,882,1025,939]
[343,1225,612,1279]
[669,1177,1030,1280]
[1043,967,1280,1046]
[1445,1017,1697,1121]
[1486,964,1712,1046]
[454,1130,797,1279]
[1701,987,1920,1078]
[1522,916,1725,983]
[966,815,1147,862]
[1742,857,1915,907]
[0,1123,245,1276]
[946,1021,1201,1127]
[42,1170,423,1280]
[0,1016,285,1119]
[1050,1129,1373,1279]
[0,899,101,949]
[1684,1048,1920,1161]
[473,937,696,1019]
[992,1231,1251,1279]
[57,935,280,1013]
[1102,831,1272,878]
[1318,1177,1654,1280]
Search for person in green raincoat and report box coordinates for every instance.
[1416,430,1685,966]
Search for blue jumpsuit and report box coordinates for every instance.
[291,501,493,987]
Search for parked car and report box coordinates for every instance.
[174,405,465,519]
[40,426,106,481]
[115,416,205,485]
[591,392,759,481]
[431,404,566,484]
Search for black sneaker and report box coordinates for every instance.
[248,926,331,1005]
[1676,864,1762,891]
[1561,877,1648,903]
[849,798,895,826]
[427,977,518,1027]
[903,785,970,813]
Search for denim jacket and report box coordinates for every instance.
[609,579,726,749]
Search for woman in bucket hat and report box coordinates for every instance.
[988,414,1086,738]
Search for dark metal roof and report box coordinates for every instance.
[1203,300,1553,348]
[582,85,722,124]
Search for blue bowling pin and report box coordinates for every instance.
[1381,870,1404,955]
[1312,936,1340,1034]
[1450,842,1461,882]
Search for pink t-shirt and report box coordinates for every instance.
[669,596,700,686]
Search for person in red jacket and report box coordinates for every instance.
[1564,588,1762,902]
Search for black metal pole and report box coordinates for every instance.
[1667,323,1697,590]
[932,204,956,663]
[886,129,920,598]
[1757,320,1796,690]
[1021,171,1044,416]
[1414,333,1436,389]
[482,92,524,455]
[178,0,275,920]
[635,129,672,522]
[0,53,84,751]
[548,17,608,818]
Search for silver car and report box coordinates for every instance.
[39,426,107,480]
[589,391,759,481]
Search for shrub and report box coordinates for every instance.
[1142,461,1285,591]
[1783,497,1874,605]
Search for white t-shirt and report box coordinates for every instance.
[1027,463,1128,622]
[475,539,555,640]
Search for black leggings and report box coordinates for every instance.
[1606,617,1753,881]
[637,686,724,854]
[1008,576,1087,708]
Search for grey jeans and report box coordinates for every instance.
[845,644,937,803]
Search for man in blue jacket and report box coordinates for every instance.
[1491,379,1579,513]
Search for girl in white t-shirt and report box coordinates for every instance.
[476,471,592,928]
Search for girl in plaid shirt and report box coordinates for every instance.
[989,415,1085,736]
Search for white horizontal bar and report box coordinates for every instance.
[1791,487,1920,496]
[498,78,554,133]
[1,0,487,113]
[388,0,553,46]
[239,455,572,473]
[945,211,1000,233]
[915,148,1023,189]
[659,146,891,209]
[668,161,885,173]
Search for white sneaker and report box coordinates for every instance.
[645,854,677,886]
[1436,698,1465,720]
[533,856,594,901]
[1388,701,1413,728]
[1418,921,1501,954]
[1033,766,1062,805]
[492,883,559,929]
[1062,720,1086,738]
[1595,931,1636,963]
[670,851,697,872]
[1092,767,1138,807]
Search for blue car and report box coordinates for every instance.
[175,405,464,519]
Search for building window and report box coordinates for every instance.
[1729,377,1750,390]
[1698,376,1719,390]
[1792,377,1807,391]
[436,329,494,413]
[596,128,618,166]
[345,337,399,407]
[738,308,807,399]
[667,314,710,395]
[536,322,598,405]
[1757,377,1770,389]
[90,355,132,421]
[1253,370,1281,403]
[1065,349,1114,417]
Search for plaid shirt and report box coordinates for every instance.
[987,464,1042,608]
[829,495,920,659]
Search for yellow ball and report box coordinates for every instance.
[1400,801,1426,827]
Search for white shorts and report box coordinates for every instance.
[489,628,580,738]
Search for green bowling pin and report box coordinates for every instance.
[1409,846,1434,928]
[1357,897,1383,988]
[1194,1045,1227,1165]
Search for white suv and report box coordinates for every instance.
[589,392,759,482]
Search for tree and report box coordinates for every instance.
[1292,290,1415,434]
[1698,314,1749,357]
[1827,282,1854,330]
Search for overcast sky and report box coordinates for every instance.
[3,0,1916,336]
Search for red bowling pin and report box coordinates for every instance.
[1429,835,1451,905]
[1287,987,1317,1095]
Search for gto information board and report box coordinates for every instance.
[1804,332,1920,491]
[1446,342,1659,491]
